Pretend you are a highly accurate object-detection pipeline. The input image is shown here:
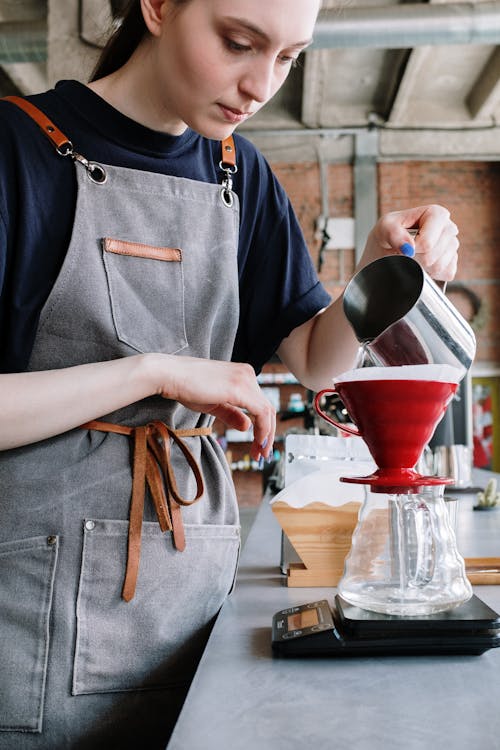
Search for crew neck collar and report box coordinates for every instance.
[54,79,198,157]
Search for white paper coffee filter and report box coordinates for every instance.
[333,364,462,385]
[269,463,374,508]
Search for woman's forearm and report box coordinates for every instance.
[277,296,360,392]
[0,353,277,458]
[0,355,155,450]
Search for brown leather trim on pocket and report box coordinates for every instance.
[103,238,182,262]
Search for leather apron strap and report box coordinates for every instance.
[3,94,72,151]
[4,95,237,192]
[81,419,211,602]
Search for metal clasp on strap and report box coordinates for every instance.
[3,95,107,185]
[60,144,107,184]
[219,136,237,207]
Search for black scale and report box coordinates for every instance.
[272,595,500,657]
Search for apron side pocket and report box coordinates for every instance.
[0,535,59,733]
[73,520,239,695]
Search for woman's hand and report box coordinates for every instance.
[360,204,459,282]
[148,355,276,462]
[277,203,460,390]
[0,354,275,459]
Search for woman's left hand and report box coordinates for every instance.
[360,204,459,282]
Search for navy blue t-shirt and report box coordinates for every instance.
[0,80,330,374]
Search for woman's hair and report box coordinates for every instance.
[90,0,188,82]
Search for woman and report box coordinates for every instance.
[0,1,459,747]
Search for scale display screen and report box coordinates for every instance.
[272,600,334,647]
[287,608,319,630]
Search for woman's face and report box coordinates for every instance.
[145,0,320,138]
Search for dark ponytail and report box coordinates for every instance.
[89,0,190,82]
[90,0,147,82]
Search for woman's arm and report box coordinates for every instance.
[0,354,275,459]
[278,204,460,390]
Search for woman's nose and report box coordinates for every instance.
[238,59,276,104]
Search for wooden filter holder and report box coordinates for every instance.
[271,500,361,587]
[465,558,500,585]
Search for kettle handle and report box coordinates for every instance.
[314,389,361,437]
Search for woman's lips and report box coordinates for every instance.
[217,104,252,124]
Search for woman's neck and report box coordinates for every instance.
[87,46,188,135]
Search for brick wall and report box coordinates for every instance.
[230,160,500,504]
[273,160,500,366]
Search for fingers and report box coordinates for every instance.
[376,204,459,282]
[209,401,276,462]
[209,404,253,431]
[162,356,277,462]
[221,362,276,461]
[413,211,459,281]
[250,406,277,464]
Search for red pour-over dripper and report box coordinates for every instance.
[314,365,461,493]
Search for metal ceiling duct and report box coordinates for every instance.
[313,1,500,49]
[1,1,500,64]
[0,20,46,63]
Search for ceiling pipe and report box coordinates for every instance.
[313,1,500,49]
[0,21,46,63]
[1,1,500,64]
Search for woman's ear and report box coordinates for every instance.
[140,0,167,37]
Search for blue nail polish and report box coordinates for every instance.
[258,456,264,470]
[400,242,415,257]
[261,437,268,450]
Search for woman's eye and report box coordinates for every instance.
[278,55,299,67]
[225,38,251,54]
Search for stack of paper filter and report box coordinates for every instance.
[270,460,375,587]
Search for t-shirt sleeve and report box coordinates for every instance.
[232,144,331,373]
[0,99,76,373]
[0,200,6,304]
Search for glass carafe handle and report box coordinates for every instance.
[396,496,436,587]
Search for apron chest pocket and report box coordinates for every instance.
[0,535,59,733]
[102,237,189,354]
[73,519,240,695]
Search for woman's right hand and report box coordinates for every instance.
[358,204,459,281]
[147,354,276,462]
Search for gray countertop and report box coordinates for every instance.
[167,470,500,750]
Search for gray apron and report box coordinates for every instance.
[0,101,241,749]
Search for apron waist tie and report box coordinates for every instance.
[80,419,211,602]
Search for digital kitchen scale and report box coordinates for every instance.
[272,595,500,657]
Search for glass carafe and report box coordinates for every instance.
[338,485,472,616]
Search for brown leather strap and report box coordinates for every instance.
[123,425,148,602]
[82,419,211,440]
[148,423,187,553]
[81,418,211,601]
[3,95,72,153]
[221,136,236,168]
[4,95,236,170]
